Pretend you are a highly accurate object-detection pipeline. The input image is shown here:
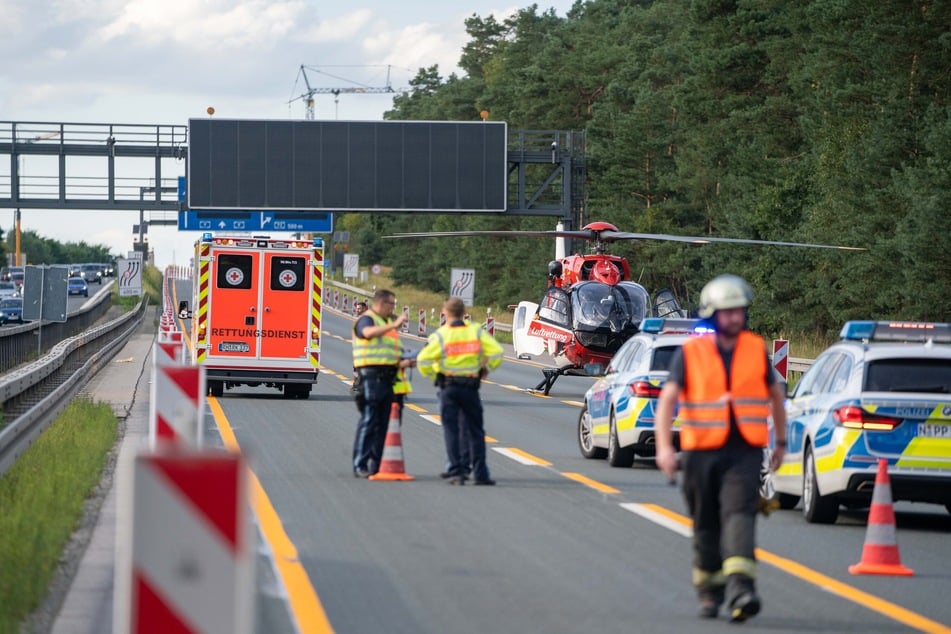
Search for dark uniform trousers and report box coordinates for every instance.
[439,377,489,481]
[681,442,761,590]
[352,367,396,473]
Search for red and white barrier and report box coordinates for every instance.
[149,364,205,449]
[117,450,253,634]
[772,339,789,381]
[418,309,426,336]
[401,306,410,333]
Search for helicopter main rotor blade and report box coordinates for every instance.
[386,230,865,251]
[386,230,598,240]
[600,231,866,251]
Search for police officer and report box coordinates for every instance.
[654,275,787,622]
[351,290,410,478]
[418,298,503,485]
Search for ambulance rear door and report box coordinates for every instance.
[260,251,310,360]
[208,248,261,360]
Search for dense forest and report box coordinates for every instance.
[1,228,116,266]
[340,0,949,336]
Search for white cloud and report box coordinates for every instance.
[96,0,308,49]
[308,8,374,43]
[364,22,465,76]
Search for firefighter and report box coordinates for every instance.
[351,289,410,478]
[417,298,503,485]
[654,275,787,622]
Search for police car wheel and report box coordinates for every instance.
[802,446,839,524]
[607,410,635,468]
[577,404,607,460]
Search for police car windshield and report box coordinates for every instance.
[865,359,951,393]
[571,282,648,330]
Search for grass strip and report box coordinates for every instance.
[0,399,117,634]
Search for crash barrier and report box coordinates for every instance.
[0,281,114,373]
[0,296,150,477]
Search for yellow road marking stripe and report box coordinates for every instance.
[561,472,620,494]
[208,397,334,633]
[405,403,427,413]
[634,503,950,634]
[562,400,584,407]
[485,435,498,443]
[501,447,552,466]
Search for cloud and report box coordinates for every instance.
[364,22,466,76]
[309,8,374,43]
[96,0,309,49]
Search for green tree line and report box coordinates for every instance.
[2,228,116,267]
[341,0,950,337]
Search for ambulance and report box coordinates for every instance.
[190,233,323,399]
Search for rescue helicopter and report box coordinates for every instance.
[389,221,864,394]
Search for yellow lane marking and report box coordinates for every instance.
[562,400,584,407]
[561,472,620,494]
[499,447,553,466]
[207,397,334,634]
[631,503,951,634]
[405,403,427,413]
[485,435,498,443]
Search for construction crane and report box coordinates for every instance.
[289,65,407,120]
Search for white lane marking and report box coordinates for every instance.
[492,447,546,466]
[421,415,442,426]
[620,503,693,538]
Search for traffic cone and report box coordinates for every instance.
[848,458,913,576]
[369,402,414,481]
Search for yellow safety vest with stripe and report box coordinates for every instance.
[679,331,770,450]
[352,311,401,368]
[417,322,503,378]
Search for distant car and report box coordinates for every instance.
[8,267,25,289]
[0,281,17,299]
[68,276,89,297]
[774,320,951,523]
[80,264,102,284]
[0,297,24,324]
[578,318,708,466]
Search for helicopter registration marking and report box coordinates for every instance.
[527,320,572,343]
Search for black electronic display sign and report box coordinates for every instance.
[188,119,507,212]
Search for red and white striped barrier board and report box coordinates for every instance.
[118,450,253,634]
[154,341,185,366]
[485,315,495,337]
[401,306,410,333]
[158,329,183,344]
[772,339,789,381]
[149,365,205,449]
[418,309,426,336]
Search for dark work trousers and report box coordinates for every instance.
[352,372,395,474]
[681,443,762,579]
[436,387,471,473]
[440,383,490,481]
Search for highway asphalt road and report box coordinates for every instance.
[174,280,951,634]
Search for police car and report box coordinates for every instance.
[774,321,951,523]
[578,318,708,467]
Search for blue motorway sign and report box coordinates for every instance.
[178,210,333,233]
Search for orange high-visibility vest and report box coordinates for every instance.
[679,331,770,450]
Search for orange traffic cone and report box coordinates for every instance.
[369,402,414,481]
[848,458,913,576]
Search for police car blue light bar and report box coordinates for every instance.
[840,320,951,343]
[639,318,704,334]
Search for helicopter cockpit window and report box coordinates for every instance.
[571,281,649,330]
[538,288,571,327]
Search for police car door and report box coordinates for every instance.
[211,250,260,360]
[260,252,309,360]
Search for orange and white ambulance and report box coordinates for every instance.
[190,233,323,399]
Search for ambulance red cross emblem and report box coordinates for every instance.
[279,269,297,288]
[225,267,244,286]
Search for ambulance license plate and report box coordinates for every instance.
[219,341,250,353]
[917,423,951,438]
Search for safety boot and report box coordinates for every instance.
[727,574,760,622]
[697,585,725,619]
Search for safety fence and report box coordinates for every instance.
[0,297,149,476]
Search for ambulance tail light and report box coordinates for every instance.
[833,405,901,431]
[629,380,661,398]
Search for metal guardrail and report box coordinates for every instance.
[0,297,149,476]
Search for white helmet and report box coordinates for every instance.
[698,274,753,319]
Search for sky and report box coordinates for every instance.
[1,0,577,269]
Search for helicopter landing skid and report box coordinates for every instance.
[531,366,574,396]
